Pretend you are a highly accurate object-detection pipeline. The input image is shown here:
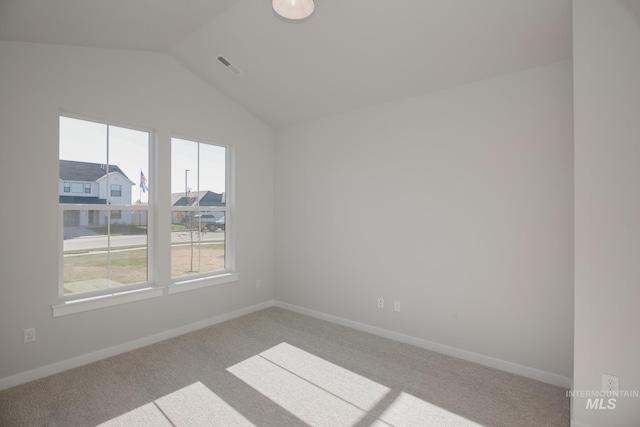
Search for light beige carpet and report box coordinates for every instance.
[0,307,570,426]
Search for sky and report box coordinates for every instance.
[59,116,226,204]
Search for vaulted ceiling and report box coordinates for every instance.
[0,0,573,128]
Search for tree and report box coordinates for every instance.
[180,212,208,273]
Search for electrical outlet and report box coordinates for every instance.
[602,373,619,392]
[23,328,36,344]
[394,301,401,312]
[377,297,384,309]
[256,279,262,289]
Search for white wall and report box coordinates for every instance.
[573,1,640,426]
[0,41,274,382]
[275,60,574,383]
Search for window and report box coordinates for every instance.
[171,137,230,282]
[59,116,150,298]
[64,182,92,193]
[111,184,122,197]
[55,116,235,315]
[70,182,84,193]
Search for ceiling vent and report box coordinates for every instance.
[217,56,243,76]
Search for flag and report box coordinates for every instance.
[140,170,148,193]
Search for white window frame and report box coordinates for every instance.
[53,114,158,317]
[52,117,239,317]
[169,136,237,294]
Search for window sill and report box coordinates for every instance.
[52,287,163,317]
[51,273,238,317]
[169,272,239,295]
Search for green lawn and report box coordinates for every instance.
[63,243,225,294]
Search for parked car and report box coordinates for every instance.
[214,216,225,231]
[192,214,225,231]
[193,214,216,231]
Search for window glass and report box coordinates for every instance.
[111,184,122,197]
[171,138,227,279]
[70,182,84,193]
[59,116,149,295]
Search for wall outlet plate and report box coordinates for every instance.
[602,373,619,392]
[23,328,36,344]
[377,297,384,309]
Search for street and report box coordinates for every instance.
[63,231,225,251]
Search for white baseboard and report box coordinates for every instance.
[2,300,572,392]
[0,300,274,391]
[274,300,572,389]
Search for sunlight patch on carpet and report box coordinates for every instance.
[228,354,369,426]
[96,402,173,427]
[97,382,254,427]
[228,342,486,427]
[228,342,388,426]
[260,342,390,411]
[374,392,484,427]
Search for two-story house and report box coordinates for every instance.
[59,160,135,227]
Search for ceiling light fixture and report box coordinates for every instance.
[272,0,315,21]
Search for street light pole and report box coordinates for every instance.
[185,169,190,200]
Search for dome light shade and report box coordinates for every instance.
[272,0,315,21]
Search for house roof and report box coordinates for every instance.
[171,190,225,207]
[60,160,132,183]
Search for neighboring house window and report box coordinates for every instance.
[171,137,230,281]
[59,116,150,297]
[65,182,91,193]
[111,184,122,197]
[70,182,84,193]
